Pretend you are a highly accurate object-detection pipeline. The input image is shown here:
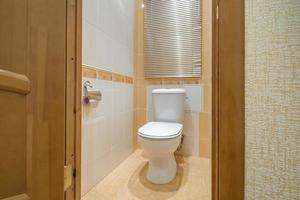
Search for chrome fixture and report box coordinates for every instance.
[83,81,101,104]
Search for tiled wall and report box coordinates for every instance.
[133,0,212,158]
[81,77,133,195]
[81,0,134,196]
[245,0,300,199]
[83,0,134,76]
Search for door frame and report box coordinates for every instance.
[68,0,245,199]
[65,0,82,199]
[212,0,245,199]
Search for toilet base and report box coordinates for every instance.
[146,153,177,184]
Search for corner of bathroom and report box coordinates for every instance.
[80,0,212,199]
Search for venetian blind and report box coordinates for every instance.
[143,0,201,78]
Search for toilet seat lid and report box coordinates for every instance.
[138,122,183,139]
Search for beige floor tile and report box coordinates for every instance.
[82,149,211,200]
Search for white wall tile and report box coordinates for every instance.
[183,84,203,112]
[83,0,99,26]
[94,155,111,185]
[94,117,111,159]
[82,0,134,77]
[81,79,133,196]
[81,159,94,195]
[82,22,102,68]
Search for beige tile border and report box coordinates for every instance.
[97,69,112,81]
[82,67,97,78]
[112,73,124,83]
[82,65,133,84]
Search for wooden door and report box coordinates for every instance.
[0,0,67,199]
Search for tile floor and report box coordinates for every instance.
[82,149,211,200]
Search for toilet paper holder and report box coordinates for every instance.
[83,81,102,104]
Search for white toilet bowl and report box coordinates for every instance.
[138,122,183,184]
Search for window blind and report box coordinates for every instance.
[143,0,201,78]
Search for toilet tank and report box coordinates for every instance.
[152,88,186,123]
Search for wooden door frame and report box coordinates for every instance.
[74,0,82,199]
[69,0,245,199]
[212,0,245,199]
[65,0,82,199]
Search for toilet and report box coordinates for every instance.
[138,88,186,184]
